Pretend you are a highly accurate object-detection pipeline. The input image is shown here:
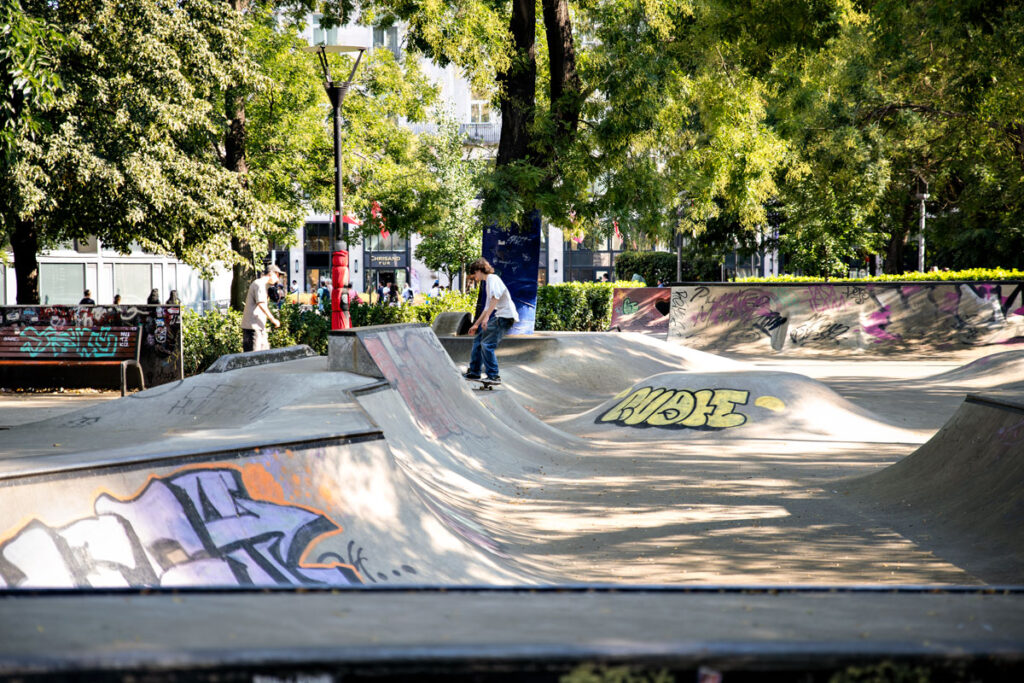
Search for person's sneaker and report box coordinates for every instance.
[463,371,482,380]
[485,375,501,385]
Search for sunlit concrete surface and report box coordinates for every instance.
[1,328,1022,589]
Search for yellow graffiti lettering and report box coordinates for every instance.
[623,388,675,425]
[680,389,716,427]
[755,395,786,412]
[599,387,653,423]
[599,387,765,430]
[647,390,696,426]
[706,389,750,428]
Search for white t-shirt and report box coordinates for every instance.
[486,273,519,321]
[241,276,270,330]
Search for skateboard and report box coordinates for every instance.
[465,377,501,391]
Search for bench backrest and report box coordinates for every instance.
[0,325,141,361]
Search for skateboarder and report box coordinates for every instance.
[463,257,518,385]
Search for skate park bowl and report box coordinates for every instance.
[1,322,1023,680]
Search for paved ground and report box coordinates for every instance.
[2,330,1022,678]
[2,332,1021,588]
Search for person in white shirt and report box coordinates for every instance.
[241,264,282,352]
[463,258,518,384]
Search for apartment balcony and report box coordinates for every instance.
[405,121,501,146]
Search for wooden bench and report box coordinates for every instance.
[0,325,145,396]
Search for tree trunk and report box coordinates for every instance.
[541,0,581,145]
[12,218,40,304]
[884,197,915,274]
[496,0,536,169]
[226,0,254,311]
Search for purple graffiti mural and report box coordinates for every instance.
[0,467,362,588]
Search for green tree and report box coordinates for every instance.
[413,119,484,290]
[3,0,288,304]
[0,0,64,301]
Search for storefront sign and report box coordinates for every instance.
[368,252,407,269]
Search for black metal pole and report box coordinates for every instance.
[332,87,343,251]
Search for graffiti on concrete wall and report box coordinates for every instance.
[0,465,363,588]
[361,326,467,440]
[611,288,671,334]
[12,326,133,358]
[0,305,183,385]
[668,282,1024,352]
[597,385,785,430]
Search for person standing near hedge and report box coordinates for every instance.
[241,264,282,352]
[463,258,518,384]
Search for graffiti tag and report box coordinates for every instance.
[621,298,640,316]
[598,386,751,429]
[0,467,362,588]
[789,319,850,346]
[16,326,128,358]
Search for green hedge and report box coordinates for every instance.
[182,303,332,376]
[536,281,635,332]
[614,250,719,284]
[183,292,478,376]
[737,267,1024,284]
[349,290,477,327]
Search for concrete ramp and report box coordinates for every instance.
[565,370,920,443]
[667,281,1024,354]
[841,394,1024,583]
[0,345,533,589]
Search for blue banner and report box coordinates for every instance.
[482,211,541,335]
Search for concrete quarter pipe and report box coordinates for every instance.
[0,325,1022,589]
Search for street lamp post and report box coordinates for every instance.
[305,44,365,329]
[914,180,930,273]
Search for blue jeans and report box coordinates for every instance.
[468,317,514,378]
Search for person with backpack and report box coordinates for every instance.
[317,280,330,314]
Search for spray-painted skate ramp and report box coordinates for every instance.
[1,325,1016,588]
[0,351,534,589]
[564,370,920,442]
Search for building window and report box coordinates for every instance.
[305,222,331,252]
[39,263,85,305]
[364,231,407,252]
[113,263,153,304]
[564,234,627,283]
[373,26,400,61]
[312,14,338,47]
[470,88,492,124]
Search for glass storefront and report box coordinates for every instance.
[564,233,624,282]
[364,233,410,294]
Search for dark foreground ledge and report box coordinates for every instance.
[1,586,1022,681]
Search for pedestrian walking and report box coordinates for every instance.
[79,290,95,305]
[241,264,282,352]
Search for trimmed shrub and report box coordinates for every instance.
[737,267,1024,284]
[182,308,242,376]
[349,289,477,327]
[536,281,632,332]
[614,251,718,284]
